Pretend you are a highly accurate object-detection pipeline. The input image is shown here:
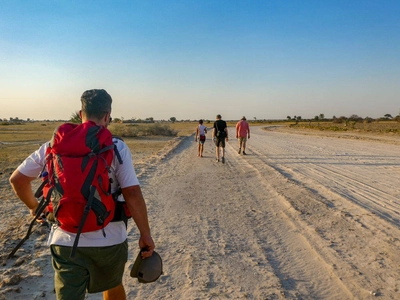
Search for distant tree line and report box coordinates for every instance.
[3,112,400,125]
[286,113,400,124]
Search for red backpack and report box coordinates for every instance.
[42,121,117,255]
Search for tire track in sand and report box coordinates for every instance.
[225,127,400,299]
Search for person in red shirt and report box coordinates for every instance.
[236,116,250,155]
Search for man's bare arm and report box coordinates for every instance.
[122,185,155,257]
[9,170,39,216]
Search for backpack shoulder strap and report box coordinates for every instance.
[112,135,124,164]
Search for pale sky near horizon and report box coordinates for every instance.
[1,1,399,121]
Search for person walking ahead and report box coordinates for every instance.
[236,116,250,155]
[212,114,228,163]
[9,89,155,300]
[195,119,207,157]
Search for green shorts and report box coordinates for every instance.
[50,240,128,299]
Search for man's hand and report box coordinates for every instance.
[29,202,48,223]
[29,202,39,217]
[139,235,155,258]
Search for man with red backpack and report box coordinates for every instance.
[9,89,155,300]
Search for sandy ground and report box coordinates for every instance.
[1,126,400,299]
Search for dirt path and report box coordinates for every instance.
[127,127,400,299]
[2,127,400,299]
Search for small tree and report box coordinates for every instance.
[169,117,176,123]
[349,114,363,122]
[384,114,393,119]
[319,113,325,120]
[364,117,373,123]
[287,116,291,121]
[70,111,81,123]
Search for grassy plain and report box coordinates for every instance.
[288,120,400,133]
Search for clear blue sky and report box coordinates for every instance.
[1,0,399,121]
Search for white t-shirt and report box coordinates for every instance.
[17,137,139,247]
[198,124,207,136]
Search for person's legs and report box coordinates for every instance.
[200,143,204,157]
[221,139,226,163]
[103,283,126,300]
[197,143,201,156]
[238,138,242,154]
[215,138,220,161]
[242,141,247,154]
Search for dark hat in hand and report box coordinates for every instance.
[130,249,163,283]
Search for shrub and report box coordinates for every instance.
[109,123,178,137]
[363,117,374,124]
[70,111,81,124]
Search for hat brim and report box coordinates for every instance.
[130,250,163,283]
[130,251,142,278]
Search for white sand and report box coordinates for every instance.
[1,126,400,299]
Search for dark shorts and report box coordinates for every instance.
[50,240,128,299]
[215,138,225,148]
[199,135,206,145]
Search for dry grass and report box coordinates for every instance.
[167,121,199,136]
[289,120,400,134]
[0,122,59,142]
[0,122,59,172]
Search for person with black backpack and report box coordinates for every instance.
[212,114,229,163]
[9,89,155,300]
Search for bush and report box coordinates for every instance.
[109,123,178,137]
[363,117,374,124]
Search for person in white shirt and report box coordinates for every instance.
[9,89,155,300]
[195,119,208,157]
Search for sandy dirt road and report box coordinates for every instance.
[2,126,400,299]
